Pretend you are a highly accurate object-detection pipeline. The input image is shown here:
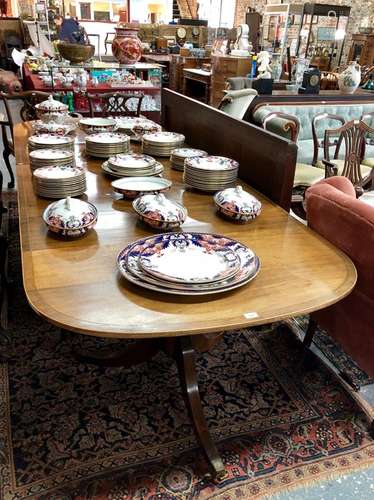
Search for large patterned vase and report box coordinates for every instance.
[112,26,142,65]
[338,62,361,94]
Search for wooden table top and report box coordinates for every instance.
[15,122,357,339]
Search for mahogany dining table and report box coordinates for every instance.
[14,122,357,478]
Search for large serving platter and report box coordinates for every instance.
[112,176,171,198]
[138,234,240,284]
[117,232,260,295]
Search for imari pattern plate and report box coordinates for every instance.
[138,233,240,284]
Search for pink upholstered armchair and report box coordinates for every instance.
[304,176,374,379]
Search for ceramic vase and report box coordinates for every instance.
[112,26,142,65]
[338,62,361,94]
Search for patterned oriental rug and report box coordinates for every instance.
[0,201,373,499]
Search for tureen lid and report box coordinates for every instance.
[43,196,98,229]
[214,186,262,215]
[133,193,187,223]
[36,95,68,112]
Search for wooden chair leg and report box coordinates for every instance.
[303,317,317,348]
[2,148,15,189]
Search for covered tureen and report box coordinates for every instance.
[214,185,262,222]
[42,196,98,237]
[132,193,187,230]
[35,95,69,124]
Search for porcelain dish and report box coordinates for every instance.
[35,96,68,123]
[132,193,187,230]
[102,161,164,178]
[43,196,97,237]
[170,148,208,171]
[184,155,239,192]
[28,134,74,150]
[112,176,171,198]
[79,117,117,133]
[117,232,260,295]
[214,185,262,222]
[114,117,161,140]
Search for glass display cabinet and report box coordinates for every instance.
[296,3,351,70]
[261,3,304,67]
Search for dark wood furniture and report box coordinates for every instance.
[245,10,261,53]
[311,113,345,165]
[14,103,356,477]
[323,120,374,193]
[348,34,374,66]
[0,90,50,188]
[246,90,374,122]
[162,89,296,212]
[169,54,210,93]
[104,32,116,54]
[210,55,252,107]
[182,68,211,104]
[87,92,144,117]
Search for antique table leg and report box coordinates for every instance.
[174,336,226,479]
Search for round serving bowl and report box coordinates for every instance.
[214,185,262,223]
[79,117,117,134]
[132,193,187,230]
[57,42,95,64]
[42,196,98,237]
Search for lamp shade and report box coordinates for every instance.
[148,1,165,14]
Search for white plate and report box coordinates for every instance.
[85,132,129,144]
[142,132,185,144]
[112,176,171,197]
[185,156,239,171]
[29,149,73,160]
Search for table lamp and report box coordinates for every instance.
[148,1,165,24]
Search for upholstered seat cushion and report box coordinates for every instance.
[362,157,374,168]
[294,163,325,187]
[315,159,372,178]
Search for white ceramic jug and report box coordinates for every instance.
[338,62,361,94]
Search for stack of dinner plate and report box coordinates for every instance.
[28,134,74,151]
[114,116,161,141]
[170,148,208,171]
[142,132,185,157]
[102,153,164,178]
[85,132,130,158]
[117,232,260,296]
[32,165,87,198]
[184,156,239,192]
[29,148,75,171]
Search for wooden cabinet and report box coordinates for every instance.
[210,55,251,107]
[348,34,374,66]
[169,55,211,93]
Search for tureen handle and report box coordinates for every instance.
[65,196,71,210]
[155,193,166,204]
[235,185,243,196]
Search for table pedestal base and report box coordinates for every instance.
[71,333,226,479]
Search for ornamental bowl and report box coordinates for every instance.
[57,42,95,64]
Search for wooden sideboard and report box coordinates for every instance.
[348,34,374,66]
[210,55,251,107]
